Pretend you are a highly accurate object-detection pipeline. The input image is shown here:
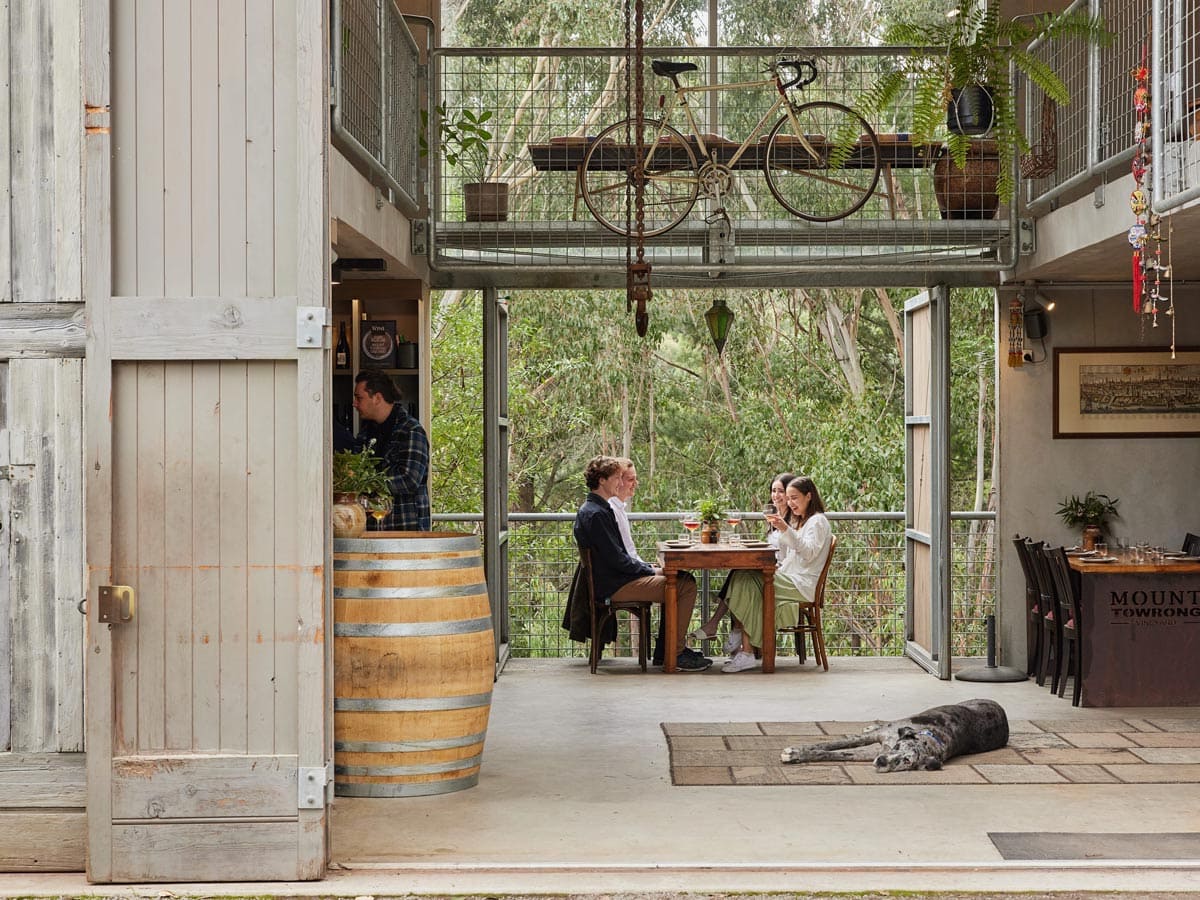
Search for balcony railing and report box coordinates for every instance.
[430,47,1015,286]
[434,511,997,661]
[1024,0,1200,215]
[331,0,423,216]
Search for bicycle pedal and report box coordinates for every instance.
[704,208,731,225]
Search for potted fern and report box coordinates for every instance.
[858,0,1110,214]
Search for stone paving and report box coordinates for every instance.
[664,715,1200,785]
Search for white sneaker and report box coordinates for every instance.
[723,628,743,655]
[722,650,758,673]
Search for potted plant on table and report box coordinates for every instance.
[857,0,1110,216]
[695,497,726,544]
[422,103,508,222]
[332,441,391,539]
[1056,490,1120,551]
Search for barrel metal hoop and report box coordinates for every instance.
[334,616,493,638]
[333,556,480,571]
[334,772,480,797]
[334,691,493,712]
[335,753,484,777]
[335,730,488,753]
[333,582,489,600]
[334,536,480,553]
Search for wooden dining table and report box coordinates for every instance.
[656,540,779,673]
[1068,550,1200,706]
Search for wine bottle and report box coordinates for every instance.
[335,321,350,369]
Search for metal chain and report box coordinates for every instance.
[629,0,651,337]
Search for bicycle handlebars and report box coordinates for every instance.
[776,58,818,91]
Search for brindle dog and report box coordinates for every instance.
[779,698,1009,772]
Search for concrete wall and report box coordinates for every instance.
[997,286,1200,669]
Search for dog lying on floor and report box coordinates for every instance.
[779,698,1009,772]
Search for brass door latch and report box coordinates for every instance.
[98,585,136,623]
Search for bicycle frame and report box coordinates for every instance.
[646,70,823,175]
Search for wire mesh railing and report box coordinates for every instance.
[331,0,422,215]
[430,46,1015,279]
[434,510,996,660]
[1024,0,1200,215]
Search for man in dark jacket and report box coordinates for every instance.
[573,455,710,671]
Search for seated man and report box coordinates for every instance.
[573,455,711,672]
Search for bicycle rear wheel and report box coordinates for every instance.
[764,101,881,223]
[579,117,699,237]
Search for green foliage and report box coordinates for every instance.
[856,0,1110,201]
[695,496,726,525]
[420,103,495,182]
[1056,491,1120,529]
[332,441,391,497]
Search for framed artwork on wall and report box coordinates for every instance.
[1053,347,1200,438]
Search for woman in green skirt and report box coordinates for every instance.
[722,476,832,673]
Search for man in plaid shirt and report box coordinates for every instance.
[353,369,430,530]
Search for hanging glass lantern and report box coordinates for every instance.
[704,298,735,355]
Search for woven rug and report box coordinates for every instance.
[662,715,1200,785]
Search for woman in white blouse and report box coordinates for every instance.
[690,472,797,653]
[721,476,832,673]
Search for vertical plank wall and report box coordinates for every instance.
[0,0,88,873]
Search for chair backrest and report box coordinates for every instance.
[578,546,600,605]
[1012,535,1035,588]
[1043,545,1080,628]
[1027,540,1058,620]
[811,534,837,609]
[1184,532,1200,556]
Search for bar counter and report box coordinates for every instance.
[1068,552,1200,707]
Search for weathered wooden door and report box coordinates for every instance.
[81,0,330,882]
[904,286,952,677]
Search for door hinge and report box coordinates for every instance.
[0,463,34,482]
[296,306,330,349]
[298,762,332,809]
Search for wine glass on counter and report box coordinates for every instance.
[681,511,700,544]
[361,494,393,529]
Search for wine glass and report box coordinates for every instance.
[362,494,393,529]
[725,510,743,542]
[680,511,700,543]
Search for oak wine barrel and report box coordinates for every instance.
[334,532,494,797]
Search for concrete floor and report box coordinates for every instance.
[5,656,1200,897]
[326,656,1200,894]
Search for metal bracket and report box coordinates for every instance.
[298,763,331,809]
[1018,219,1036,256]
[296,307,330,349]
[412,219,429,256]
[0,463,33,482]
[706,212,735,266]
[98,585,136,624]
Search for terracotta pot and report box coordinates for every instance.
[933,140,1000,220]
[1082,524,1103,551]
[333,492,367,539]
[700,524,720,544]
[464,181,509,222]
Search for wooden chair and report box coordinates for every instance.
[1012,536,1043,679]
[578,547,654,674]
[1028,541,1062,692]
[1043,545,1083,706]
[779,535,837,670]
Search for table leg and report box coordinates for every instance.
[761,566,776,673]
[663,568,678,673]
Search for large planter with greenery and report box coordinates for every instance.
[1056,491,1120,550]
[858,0,1110,208]
[423,103,508,222]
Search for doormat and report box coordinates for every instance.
[990,831,1200,860]
[662,715,1200,785]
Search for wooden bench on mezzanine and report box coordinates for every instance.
[525,132,944,221]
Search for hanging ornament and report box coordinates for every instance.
[1130,55,1154,322]
[1007,296,1024,368]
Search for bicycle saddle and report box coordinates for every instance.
[651,60,698,77]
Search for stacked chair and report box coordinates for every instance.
[1042,545,1083,706]
[1012,535,1043,679]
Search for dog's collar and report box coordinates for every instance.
[916,729,945,748]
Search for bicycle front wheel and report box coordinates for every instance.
[579,118,699,237]
[764,101,881,223]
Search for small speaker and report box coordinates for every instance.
[1023,308,1047,340]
